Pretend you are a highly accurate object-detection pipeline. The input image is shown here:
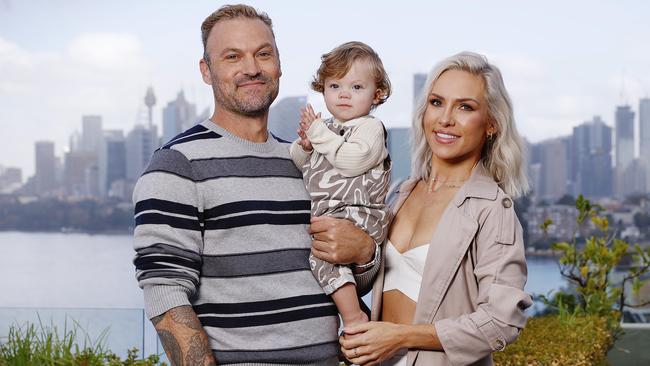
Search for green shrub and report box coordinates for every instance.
[0,322,163,366]
[494,315,612,366]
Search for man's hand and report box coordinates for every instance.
[151,305,216,366]
[309,216,375,266]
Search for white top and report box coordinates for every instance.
[382,240,429,302]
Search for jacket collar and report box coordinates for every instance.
[395,161,499,208]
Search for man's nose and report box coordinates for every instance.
[242,55,261,76]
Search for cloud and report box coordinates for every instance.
[0,33,151,176]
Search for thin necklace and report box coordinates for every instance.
[427,177,467,193]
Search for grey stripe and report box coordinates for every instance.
[190,156,302,181]
[135,243,203,262]
[202,249,310,277]
[143,149,195,180]
[213,341,338,365]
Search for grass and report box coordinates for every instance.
[0,319,162,366]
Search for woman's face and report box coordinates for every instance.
[422,69,494,166]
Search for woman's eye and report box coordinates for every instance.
[430,98,442,106]
[459,103,474,111]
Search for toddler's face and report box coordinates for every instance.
[323,59,381,122]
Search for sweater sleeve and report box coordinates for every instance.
[306,116,388,177]
[132,148,204,319]
[289,138,312,170]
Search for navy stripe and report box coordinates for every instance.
[199,304,337,328]
[137,270,198,282]
[204,213,309,230]
[134,255,202,272]
[213,341,338,364]
[270,132,291,144]
[201,248,310,278]
[161,130,221,150]
[135,212,202,231]
[194,294,331,315]
[204,200,310,220]
[135,198,200,218]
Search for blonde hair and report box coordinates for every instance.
[311,41,391,106]
[201,4,275,66]
[411,51,529,198]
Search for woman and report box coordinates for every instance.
[340,52,533,366]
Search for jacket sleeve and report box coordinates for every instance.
[305,116,388,177]
[132,148,204,319]
[434,195,532,365]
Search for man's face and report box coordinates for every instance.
[200,18,281,117]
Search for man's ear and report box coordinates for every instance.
[199,58,213,85]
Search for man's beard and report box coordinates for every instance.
[214,73,279,117]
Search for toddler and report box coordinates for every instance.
[290,41,392,327]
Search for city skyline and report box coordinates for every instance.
[2,0,650,176]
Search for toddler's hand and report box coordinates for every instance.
[296,104,320,152]
[296,128,313,152]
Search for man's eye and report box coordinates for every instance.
[225,54,238,60]
[258,51,272,57]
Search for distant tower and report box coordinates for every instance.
[144,86,156,129]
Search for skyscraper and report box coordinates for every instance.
[640,98,650,193]
[99,130,127,196]
[63,150,96,196]
[34,141,57,195]
[615,105,635,169]
[572,116,613,199]
[268,96,306,141]
[413,73,427,107]
[535,137,569,202]
[126,125,158,181]
[387,127,411,185]
[80,115,103,154]
[162,90,197,144]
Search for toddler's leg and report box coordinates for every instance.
[309,253,368,327]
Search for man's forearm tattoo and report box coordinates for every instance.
[152,306,215,366]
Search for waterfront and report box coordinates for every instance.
[0,231,567,358]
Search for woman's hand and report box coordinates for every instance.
[339,321,407,366]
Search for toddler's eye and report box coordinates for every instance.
[353,84,363,90]
[329,83,339,89]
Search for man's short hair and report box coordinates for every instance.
[311,41,391,106]
[201,4,275,65]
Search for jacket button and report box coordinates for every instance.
[495,339,505,351]
[501,198,512,208]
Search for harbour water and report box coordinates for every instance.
[0,231,567,358]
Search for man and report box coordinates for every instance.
[132,4,379,365]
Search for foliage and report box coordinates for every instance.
[494,315,612,366]
[539,195,650,331]
[0,322,163,366]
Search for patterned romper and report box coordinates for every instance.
[299,117,391,294]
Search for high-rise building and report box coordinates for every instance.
[621,159,647,197]
[0,166,22,193]
[387,127,411,185]
[615,105,635,169]
[640,98,650,193]
[162,90,197,144]
[99,130,127,197]
[413,73,427,107]
[268,96,306,142]
[34,141,57,195]
[80,115,103,154]
[572,116,613,199]
[531,137,569,202]
[63,150,96,196]
[126,125,158,181]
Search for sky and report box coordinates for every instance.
[1,0,649,177]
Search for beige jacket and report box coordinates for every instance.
[371,163,533,366]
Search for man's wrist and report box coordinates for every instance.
[353,241,380,270]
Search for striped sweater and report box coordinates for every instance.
[133,120,377,365]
